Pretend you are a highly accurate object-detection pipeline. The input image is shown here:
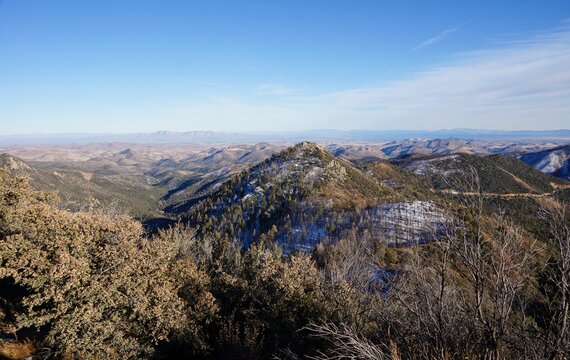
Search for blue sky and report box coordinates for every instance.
[0,0,569,134]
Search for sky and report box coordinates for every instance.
[0,0,569,134]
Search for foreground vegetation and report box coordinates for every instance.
[1,169,569,359]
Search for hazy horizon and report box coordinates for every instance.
[3,127,570,136]
[2,128,570,147]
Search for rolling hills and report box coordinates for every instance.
[2,139,569,244]
[0,153,165,219]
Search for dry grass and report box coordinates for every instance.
[551,181,570,190]
[0,339,36,360]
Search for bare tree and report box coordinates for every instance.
[385,218,470,360]
[447,167,537,359]
[540,204,570,360]
[486,215,536,359]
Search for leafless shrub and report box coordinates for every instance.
[304,322,391,360]
[319,233,382,332]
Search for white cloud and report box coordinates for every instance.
[171,26,570,131]
[413,27,458,51]
[320,27,570,129]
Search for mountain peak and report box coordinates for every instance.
[0,153,34,172]
[290,141,324,153]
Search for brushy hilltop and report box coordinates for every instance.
[188,142,447,252]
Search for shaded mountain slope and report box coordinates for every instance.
[394,152,566,195]
[519,144,570,180]
[150,143,284,214]
[360,160,433,198]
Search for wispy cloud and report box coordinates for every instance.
[170,26,570,131]
[254,84,297,96]
[413,27,458,51]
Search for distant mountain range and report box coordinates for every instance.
[1,129,570,145]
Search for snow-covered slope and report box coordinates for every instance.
[519,145,570,180]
